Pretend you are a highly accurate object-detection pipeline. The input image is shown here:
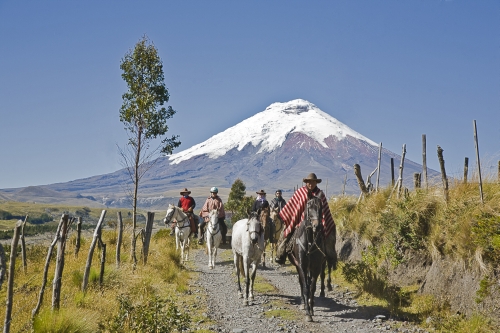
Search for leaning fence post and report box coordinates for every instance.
[437,145,449,202]
[376,142,382,191]
[98,239,106,285]
[82,210,107,292]
[116,212,123,268]
[52,214,69,310]
[498,161,500,184]
[32,219,64,318]
[3,220,22,333]
[142,212,155,265]
[422,134,428,190]
[342,174,347,196]
[20,215,28,273]
[413,173,421,190]
[473,120,484,204]
[353,164,369,199]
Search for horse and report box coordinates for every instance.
[205,209,222,269]
[287,195,326,322]
[258,206,271,267]
[231,211,265,306]
[267,206,285,266]
[163,204,198,263]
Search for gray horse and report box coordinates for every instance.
[231,211,265,306]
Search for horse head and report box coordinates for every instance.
[305,196,323,235]
[208,209,218,227]
[258,207,269,228]
[247,212,262,244]
[163,204,176,225]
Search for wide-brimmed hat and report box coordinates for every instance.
[256,189,266,195]
[303,173,322,183]
[180,188,191,195]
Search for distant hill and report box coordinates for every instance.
[0,99,437,209]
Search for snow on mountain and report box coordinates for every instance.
[169,99,378,165]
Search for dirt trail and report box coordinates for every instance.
[190,245,426,333]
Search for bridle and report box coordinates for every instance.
[296,198,326,257]
[164,207,189,229]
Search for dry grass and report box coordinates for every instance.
[0,227,195,332]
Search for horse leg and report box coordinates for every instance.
[234,253,243,298]
[261,246,266,267]
[327,259,333,291]
[298,257,313,321]
[207,239,212,269]
[320,260,326,297]
[243,255,250,306]
[310,273,319,317]
[249,262,257,301]
[212,247,217,268]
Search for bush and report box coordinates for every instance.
[101,294,190,333]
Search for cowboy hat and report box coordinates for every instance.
[256,189,266,195]
[180,188,191,195]
[303,173,322,183]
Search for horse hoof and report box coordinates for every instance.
[299,304,304,310]
[243,299,249,306]
[209,266,213,270]
[320,291,325,297]
[238,293,243,299]
[327,286,333,292]
[305,315,313,322]
[249,296,254,301]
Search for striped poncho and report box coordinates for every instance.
[279,186,335,237]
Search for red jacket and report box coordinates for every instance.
[178,196,196,212]
[280,186,335,237]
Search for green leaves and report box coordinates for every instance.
[119,35,180,153]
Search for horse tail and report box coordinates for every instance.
[238,256,245,277]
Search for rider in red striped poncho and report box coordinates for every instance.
[274,173,335,265]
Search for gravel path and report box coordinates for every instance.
[190,245,426,333]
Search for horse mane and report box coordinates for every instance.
[259,207,269,226]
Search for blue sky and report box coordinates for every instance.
[1,1,499,189]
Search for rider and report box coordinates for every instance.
[270,189,286,213]
[172,188,197,237]
[274,173,335,265]
[251,189,269,212]
[199,187,227,245]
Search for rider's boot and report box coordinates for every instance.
[198,224,205,245]
[275,231,293,265]
[169,224,175,236]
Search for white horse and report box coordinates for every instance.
[205,209,222,269]
[231,211,265,306]
[163,204,193,263]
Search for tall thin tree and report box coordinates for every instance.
[119,36,180,266]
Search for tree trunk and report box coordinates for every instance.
[52,214,69,310]
[142,212,155,264]
[75,217,82,257]
[413,173,421,189]
[131,129,142,268]
[376,142,382,192]
[116,212,123,268]
[422,134,428,190]
[437,145,449,202]
[82,210,107,292]
[20,215,28,273]
[32,220,64,318]
[3,220,22,333]
[473,120,484,204]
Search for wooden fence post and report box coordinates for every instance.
[473,120,484,204]
[464,157,469,184]
[52,214,69,310]
[397,144,407,199]
[413,173,421,190]
[422,134,428,190]
[82,210,106,292]
[20,215,28,273]
[376,142,382,191]
[354,164,369,196]
[437,145,449,202]
[498,161,500,184]
[142,212,155,265]
[98,240,106,285]
[391,158,395,187]
[116,212,123,268]
[32,220,64,318]
[75,217,82,257]
[342,174,347,196]
[3,220,22,333]
[0,244,5,290]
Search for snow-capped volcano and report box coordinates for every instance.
[169,99,377,164]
